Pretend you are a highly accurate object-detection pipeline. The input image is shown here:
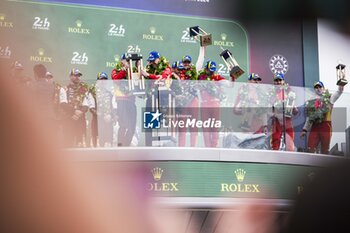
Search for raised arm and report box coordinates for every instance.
[195,46,206,73]
[330,85,344,104]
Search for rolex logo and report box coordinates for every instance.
[68,20,90,34]
[150,26,156,34]
[143,27,163,41]
[30,48,52,63]
[221,169,260,193]
[38,48,45,56]
[221,33,227,41]
[147,167,179,192]
[234,169,246,182]
[151,167,163,181]
[0,14,13,28]
[213,33,234,47]
[105,54,120,68]
[76,20,82,28]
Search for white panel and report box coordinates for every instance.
[317,19,350,148]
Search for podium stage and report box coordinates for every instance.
[70,148,348,210]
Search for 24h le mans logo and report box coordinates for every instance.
[269,54,288,74]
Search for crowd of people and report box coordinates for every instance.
[3,54,350,233]
[9,48,345,154]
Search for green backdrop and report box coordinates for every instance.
[1,0,249,84]
[88,160,319,199]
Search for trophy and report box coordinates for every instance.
[151,76,176,146]
[285,91,296,118]
[189,26,212,47]
[126,53,145,95]
[336,63,348,86]
[220,49,244,81]
[155,76,172,91]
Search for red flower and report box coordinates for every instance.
[212,74,225,81]
[314,99,322,109]
[198,74,208,80]
[80,87,87,94]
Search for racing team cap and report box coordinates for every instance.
[182,55,192,62]
[172,61,179,69]
[178,61,184,70]
[97,72,108,80]
[121,53,127,60]
[248,73,261,80]
[206,60,216,72]
[314,81,324,88]
[14,61,24,70]
[70,68,82,76]
[172,61,185,69]
[147,51,160,61]
[274,73,284,80]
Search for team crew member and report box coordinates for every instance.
[233,73,267,133]
[300,81,344,154]
[59,68,89,147]
[198,60,226,147]
[270,73,298,151]
[89,72,115,147]
[111,53,137,147]
[141,51,173,146]
[176,54,201,147]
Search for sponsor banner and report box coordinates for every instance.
[0,45,11,59]
[32,16,50,30]
[0,1,248,83]
[29,48,53,63]
[0,13,14,28]
[105,54,120,68]
[138,161,319,198]
[147,167,179,192]
[142,26,164,41]
[107,23,125,37]
[68,19,91,35]
[71,51,89,65]
[180,27,197,44]
[213,33,235,48]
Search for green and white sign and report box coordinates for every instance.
[87,160,319,200]
[0,0,249,84]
